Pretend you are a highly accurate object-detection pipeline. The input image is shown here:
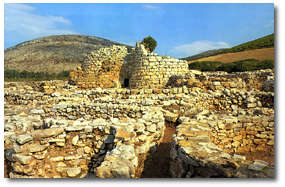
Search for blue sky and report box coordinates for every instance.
[4,3,274,58]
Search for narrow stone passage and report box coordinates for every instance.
[141,122,176,178]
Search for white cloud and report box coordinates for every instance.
[5,4,77,47]
[170,40,231,58]
[142,4,159,9]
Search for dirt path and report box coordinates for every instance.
[141,122,176,178]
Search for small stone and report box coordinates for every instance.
[66,167,81,177]
[51,156,64,162]
[84,146,92,154]
[28,143,49,153]
[13,154,32,165]
[72,135,79,145]
[248,160,269,171]
[64,155,82,161]
[32,127,64,140]
[16,134,33,145]
[30,108,45,115]
[146,124,156,133]
[65,126,84,132]
[233,154,246,161]
[213,82,221,86]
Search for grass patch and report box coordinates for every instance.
[189,59,274,73]
[4,69,70,82]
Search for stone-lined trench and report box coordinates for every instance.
[141,122,176,178]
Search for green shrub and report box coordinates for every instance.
[233,59,260,72]
[216,63,237,73]
[188,58,274,73]
[4,70,70,82]
[259,59,274,69]
[141,36,157,52]
[216,59,274,73]
[188,61,222,71]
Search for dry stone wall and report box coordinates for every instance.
[68,42,189,89]
[170,116,274,178]
[129,43,189,89]
[4,102,165,178]
[69,45,128,89]
[4,67,274,178]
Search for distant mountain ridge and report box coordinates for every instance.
[182,33,274,61]
[4,35,132,73]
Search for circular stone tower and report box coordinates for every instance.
[129,42,188,89]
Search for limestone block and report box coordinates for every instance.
[13,154,32,165]
[16,134,33,145]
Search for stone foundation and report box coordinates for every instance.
[4,68,274,178]
[169,116,274,178]
[4,103,165,178]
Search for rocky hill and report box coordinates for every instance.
[4,35,132,73]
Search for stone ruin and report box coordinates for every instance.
[4,42,275,178]
[69,42,189,89]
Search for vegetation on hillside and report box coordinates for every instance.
[4,69,70,82]
[142,36,157,52]
[188,59,274,73]
[182,34,274,61]
[4,35,132,74]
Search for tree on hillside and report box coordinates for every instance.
[141,36,157,53]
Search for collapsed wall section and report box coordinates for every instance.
[69,45,128,89]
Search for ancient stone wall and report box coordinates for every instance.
[168,69,274,91]
[4,68,274,178]
[169,116,274,178]
[68,42,189,89]
[69,45,128,89]
[129,43,189,89]
[4,104,165,178]
[209,115,274,155]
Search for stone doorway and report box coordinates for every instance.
[123,78,129,88]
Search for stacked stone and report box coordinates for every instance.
[209,114,274,154]
[169,116,274,178]
[201,69,274,92]
[129,43,189,89]
[4,107,165,178]
[69,45,128,89]
[4,119,118,178]
[4,66,275,178]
